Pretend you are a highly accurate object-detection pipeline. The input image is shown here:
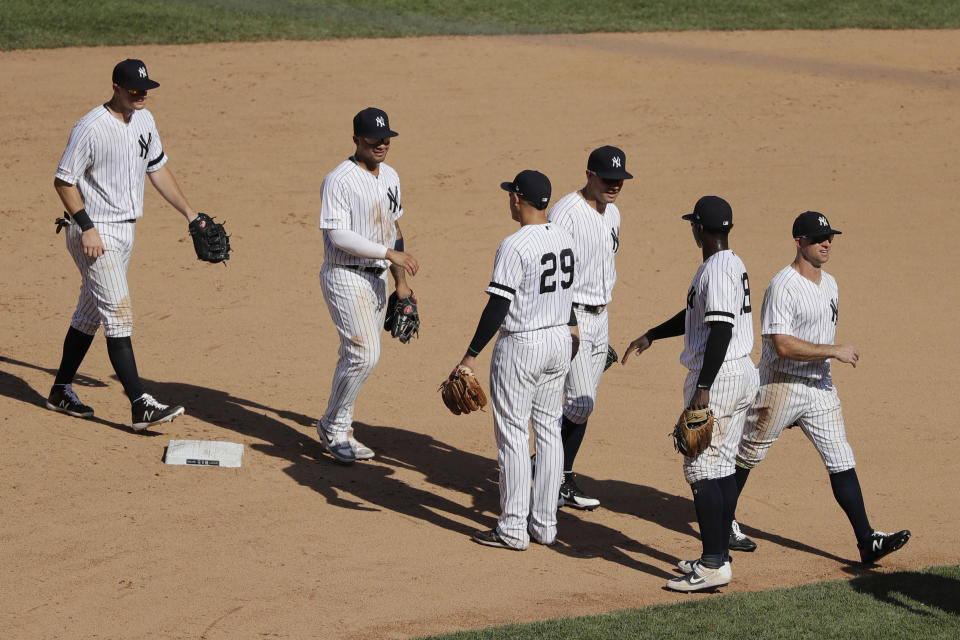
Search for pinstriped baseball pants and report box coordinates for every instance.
[65,221,135,338]
[561,307,608,424]
[491,326,571,549]
[737,370,856,473]
[682,356,759,484]
[319,263,388,436]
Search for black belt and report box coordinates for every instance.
[340,264,386,276]
[573,302,606,314]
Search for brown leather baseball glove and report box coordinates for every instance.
[439,366,488,415]
[672,407,714,457]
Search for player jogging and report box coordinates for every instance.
[315,107,419,464]
[623,196,758,592]
[546,145,631,510]
[47,59,207,431]
[454,170,578,550]
[731,211,910,564]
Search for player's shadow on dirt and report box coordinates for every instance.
[130,379,502,536]
[568,474,850,565]
[849,570,960,617]
[0,355,149,433]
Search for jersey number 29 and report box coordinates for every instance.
[540,249,574,294]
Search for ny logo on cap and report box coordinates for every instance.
[819,216,828,227]
[612,156,622,168]
[138,66,147,78]
[376,116,385,128]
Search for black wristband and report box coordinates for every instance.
[71,208,94,232]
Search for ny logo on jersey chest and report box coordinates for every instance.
[611,227,620,253]
[387,186,401,213]
[137,133,152,159]
[830,298,838,324]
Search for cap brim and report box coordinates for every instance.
[681,213,696,221]
[593,169,633,180]
[500,182,517,193]
[121,78,160,91]
[797,228,843,238]
[356,130,399,138]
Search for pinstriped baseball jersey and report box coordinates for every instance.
[760,265,839,380]
[737,265,854,472]
[319,158,402,269]
[55,105,166,222]
[681,250,754,371]
[485,224,575,333]
[547,191,620,306]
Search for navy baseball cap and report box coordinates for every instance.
[587,145,633,180]
[501,170,552,210]
[792,211,842,238]
[682,195,733,230]
[353,107,398,138]
[112,59,160,91]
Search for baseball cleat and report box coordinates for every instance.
[729,519,757,552]
[471,529,522,550]
[666,560,732,592]
[677,557,731,574]
[316,421,355,463]
[858,529,911,564]
[348,436,375,460]
[131,393,184,431]
[46,384,94,418]
[559,472,600,510]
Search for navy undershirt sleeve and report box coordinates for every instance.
[467,295,510,356]
[696,322,732,389]
[646,309,686,341]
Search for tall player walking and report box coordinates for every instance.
[732,211,910,564]
[316,107,419,464]
[546,145,631,510]
[623,196,758,591]
[454,170,577,550]
[47,59,203,430]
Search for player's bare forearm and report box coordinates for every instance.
[771,334,859,366]
[148,166,197,222]
[54,178,85,214]
[54,179,104,257]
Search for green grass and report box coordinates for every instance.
[415,565,960,640]
[2,0,960,50]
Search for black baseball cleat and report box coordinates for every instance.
[46,384,94,418]
[559,472,600,510]
[472,529,522,550]
[131,393,185,431]
[858,529,911,564]
[729,519,757,552]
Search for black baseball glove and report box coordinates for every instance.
[604,345,618,372]
[384,291,419,343]
[188,213,231,263]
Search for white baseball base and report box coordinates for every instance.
[164,440,244,468]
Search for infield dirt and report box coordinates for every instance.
[1,30,958,639]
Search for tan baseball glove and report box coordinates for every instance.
[439,366,488,415]
[672,407,714,457]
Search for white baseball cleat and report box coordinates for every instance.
[666,560,731,592]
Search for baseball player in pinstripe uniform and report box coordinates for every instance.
[623,196,758,591]
[47,59,202,430]
[315,107,419,464]
[546,145,631,510]
[731,211,910,564]
[455,170,578,550]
